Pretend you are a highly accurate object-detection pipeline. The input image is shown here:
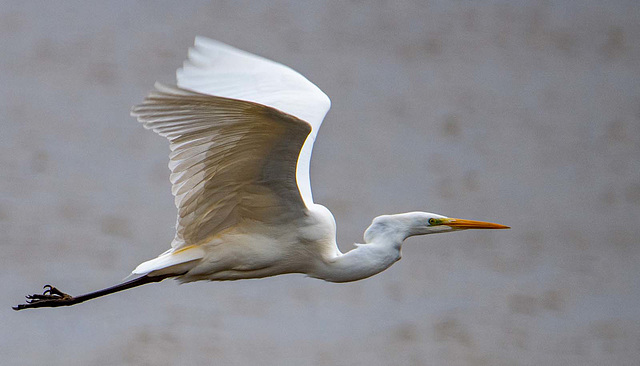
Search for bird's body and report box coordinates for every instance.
[144,203,341,282]
[14,37,508,310]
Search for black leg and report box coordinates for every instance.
[13,274,175,311]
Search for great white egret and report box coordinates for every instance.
[14,37,509,310]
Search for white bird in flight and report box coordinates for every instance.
[14,37,508,310]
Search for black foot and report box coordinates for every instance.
[13,285,76,311]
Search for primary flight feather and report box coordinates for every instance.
[14,37,508,310]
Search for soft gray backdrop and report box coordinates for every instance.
[1,1,639,365]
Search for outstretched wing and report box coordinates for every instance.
[176,37,331,206]
[132,84,312,247]
[132,38,332,249]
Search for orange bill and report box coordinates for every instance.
[442,218,510,229]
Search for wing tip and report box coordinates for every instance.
[194,36,234,52]
[130,83,185,120]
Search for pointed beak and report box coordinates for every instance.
[442,218,510,230]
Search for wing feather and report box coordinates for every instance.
[132,84,311,248]
[176,37,330,206]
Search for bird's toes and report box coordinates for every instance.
[42,285,66,297]
[26,293,55,301]
[42,285,53,296]
[13,285,75,310]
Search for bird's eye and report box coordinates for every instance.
[428,218,438,225]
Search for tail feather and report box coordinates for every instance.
[132,245,205,276]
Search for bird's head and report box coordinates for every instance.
[364,211,509,243]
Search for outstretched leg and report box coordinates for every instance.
[13,274,175,311]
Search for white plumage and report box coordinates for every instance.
[129,37,508,283]
[14,37,508,310]
[177,37,330,207]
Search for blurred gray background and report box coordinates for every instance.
[1,1,639,365]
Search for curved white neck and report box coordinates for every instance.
[306,210,433,283]
[312,232,405,283]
